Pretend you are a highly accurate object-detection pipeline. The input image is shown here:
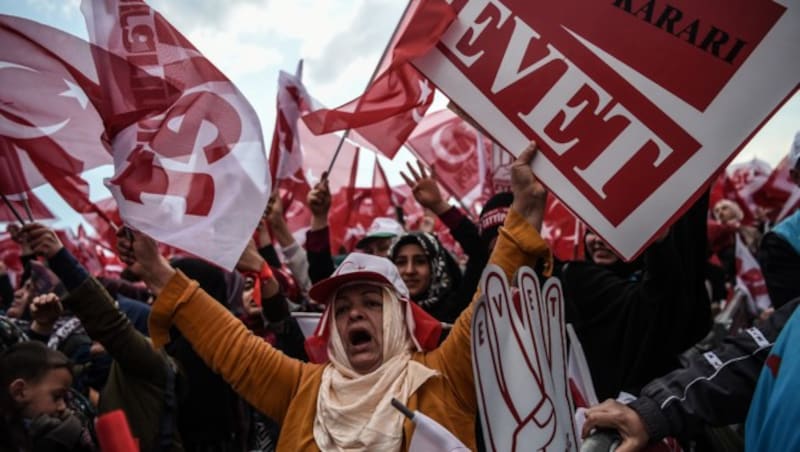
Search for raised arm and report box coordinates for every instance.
[22,223,168,382]
[425,142,553,407]
[305,175,335,283]
[118,229,309,424]
[583,298,800,450]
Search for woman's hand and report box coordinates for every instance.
[510,141,547,230]
[401,160,450,215]
[116,228,175,296]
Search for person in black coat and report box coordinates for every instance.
[556,193,713,401]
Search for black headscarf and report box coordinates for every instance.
[390,232,462,311]
[168,258,244,446]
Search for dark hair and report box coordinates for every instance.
[0,341,72,430]
[0,341,72,386]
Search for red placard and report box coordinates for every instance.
[414,0,798,260]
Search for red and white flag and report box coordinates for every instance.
[541,195,585,262]
[406,109,492,213]
[754,153,800,224]
[329,150,397,253]
[82,0,271,270]
[0,232,23,287]
[725,159,773,224]
[270,61,311,191]
[302,0,455,158]
[0,192,55,223]
[409,410,470,452]
[0,15,127,224]
[735,233,772,315]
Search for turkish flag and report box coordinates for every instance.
[735,233,771,315]
[0,233,23,287]
[56,228,104,277]
[82,0,271,270]
[0,15,124,225]
[753,155,800,224]
[328,150,397,253]
[0,15,162,233]
[541,194,585,262]
[406,109,493,213]
[301,0,455,158]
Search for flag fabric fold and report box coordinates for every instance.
[735,233,772,315]
[406,109,493,215]
[301,0,455,158]
[409,410,470,452]
[81,0,271,270]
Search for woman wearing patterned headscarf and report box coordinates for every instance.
[389,232,464,324]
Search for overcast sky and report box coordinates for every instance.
[1,0,798,231]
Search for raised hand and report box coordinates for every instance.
[116,228,174,295]
[21,223,64,259]
[7,223,33,255]
[400,160,450,215]
[308,173,331,230]
[266,192,297,248]
[511,142,547,230]
[582,400,649,452]
[30,293,63,329]
[237,239,266,274]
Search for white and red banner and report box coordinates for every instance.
[0,15,124,224]
[541,194,585,262]
[406,109,493,214]
[329,151,399,253]
[754,151,800,224]
[472,264,578,451]
[735,233,772,315]
[82,0,271,270]
[414,0,799,260]
[302,0,455,158]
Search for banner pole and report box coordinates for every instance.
[1,193,26,225]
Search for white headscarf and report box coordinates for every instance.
[313,286,437,451]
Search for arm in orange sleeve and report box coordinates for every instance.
[425,208,553,411]
[148,270,312,424]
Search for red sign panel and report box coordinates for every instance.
[414,0,797,260]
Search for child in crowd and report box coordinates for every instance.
[1,341,93,452]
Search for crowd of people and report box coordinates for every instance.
[1,136,799,452]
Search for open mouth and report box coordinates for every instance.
[348,328,372,347]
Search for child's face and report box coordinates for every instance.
[14,368,73,418]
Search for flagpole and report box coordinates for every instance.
[325,0,415,176]
[19,192,34,222]
[390,398,415,420]
[1,194,26,225]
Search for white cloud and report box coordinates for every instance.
[24,0,81,17]
[149,0,266,31]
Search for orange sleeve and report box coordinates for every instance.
[425,208,553,410]
[149,270,308,424]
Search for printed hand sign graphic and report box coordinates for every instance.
[473,264,578,452]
